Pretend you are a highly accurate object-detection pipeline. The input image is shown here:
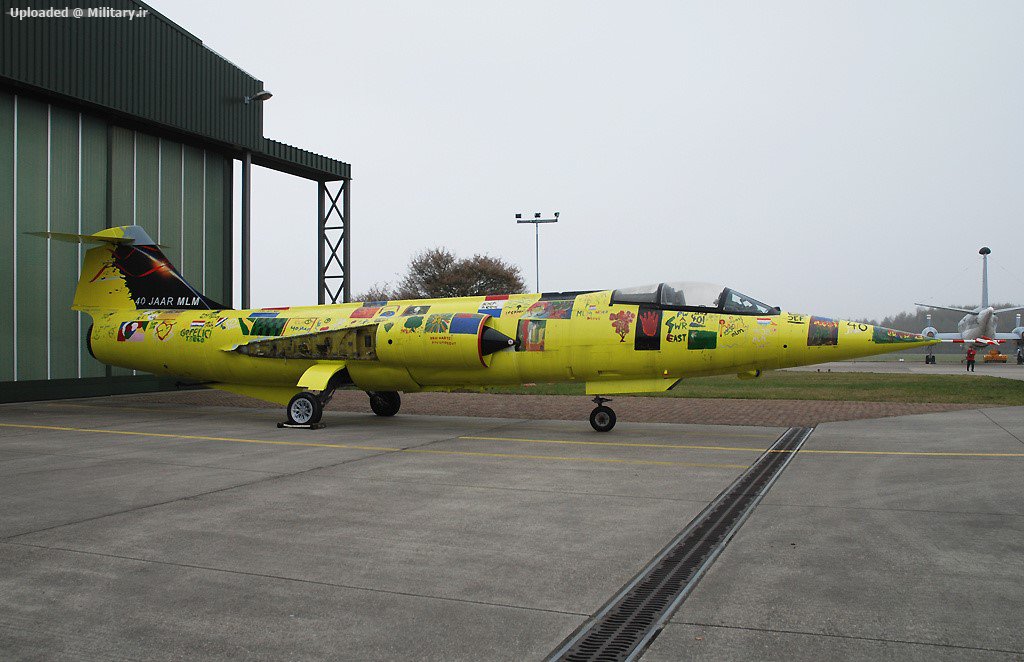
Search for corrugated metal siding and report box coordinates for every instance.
[0,92,14,381]
[14,96,47,381]
[48,105,80,380]
[135,133,160,228]
[204,155,226,303]
[109,126,134,227]
[181,144,204,282]
[256,138,351,181]
[1,0,262,151]
[158,140,183,258]
[0,95,233,388]
[79,113,107,378]
[1,1,350,181]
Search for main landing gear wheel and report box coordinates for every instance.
[368,391,401,417]
[589,396,616,432]
[287,392,323,425]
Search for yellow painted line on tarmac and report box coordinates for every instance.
[461,435,770,453]
[0,423,395,451]
[797,448,1024,458]
[34,402,778,439]
[42,401,240,417]
[0,423,747,470]
[460,435,1024,458]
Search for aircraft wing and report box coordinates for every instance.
[914,303,976,314]
[934,335,1003,346]
[226,318,380,361]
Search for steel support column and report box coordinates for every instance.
[318,179,349,304]
[241,150,252,309]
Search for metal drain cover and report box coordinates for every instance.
[548,426,814,662]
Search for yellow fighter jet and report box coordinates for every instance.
[40,226,936,432]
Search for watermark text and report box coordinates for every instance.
[7,6,150,20]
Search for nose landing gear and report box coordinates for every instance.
[589,396,617,432]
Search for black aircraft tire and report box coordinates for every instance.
[287,392,323,425]
[369,391,401,417]
[590,406,616,432]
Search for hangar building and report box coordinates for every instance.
[0,1,350,402]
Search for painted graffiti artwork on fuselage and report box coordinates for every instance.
[41,226,938,431]
[807,316,839,347]
[519,319,546,351]
[116,321,148,342]
[634,307,662,351]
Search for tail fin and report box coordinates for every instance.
[32,225,227,312]
[980,246,991,309]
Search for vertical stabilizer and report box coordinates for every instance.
[32,226,226,312]
[980,246,991,308]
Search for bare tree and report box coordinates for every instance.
[395,247,461,299]
[354,247,526,301]
[354,282,396,302]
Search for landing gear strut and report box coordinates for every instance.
[283,374,344,427]
[368,391,401,417]
[589,396,616,433]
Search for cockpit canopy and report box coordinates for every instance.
[611,281,779,315]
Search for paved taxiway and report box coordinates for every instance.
[788,360,1024,380]
[1,396,1022,660]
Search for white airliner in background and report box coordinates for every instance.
[916,247,1024,362]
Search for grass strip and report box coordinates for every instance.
[474,372,1024,405]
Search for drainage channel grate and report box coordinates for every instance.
[547,426,814,662]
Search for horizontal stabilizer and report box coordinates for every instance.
[29,226,165,247]
[28,230,132,245]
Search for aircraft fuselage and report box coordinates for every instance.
[956,307,997,340]
[87,290,934,399]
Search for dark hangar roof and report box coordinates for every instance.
[0,0,349,181]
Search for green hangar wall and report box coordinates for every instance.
[0,0,350,403]
[0,93,232,399]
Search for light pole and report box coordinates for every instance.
[516,211,559,293]
[240,89,272,308]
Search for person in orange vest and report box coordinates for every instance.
[966,346,977,372]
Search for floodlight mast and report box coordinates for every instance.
[515,211,559,292]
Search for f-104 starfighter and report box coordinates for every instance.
[40,226,937,431]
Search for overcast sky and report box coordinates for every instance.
[150,0,1024,320]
